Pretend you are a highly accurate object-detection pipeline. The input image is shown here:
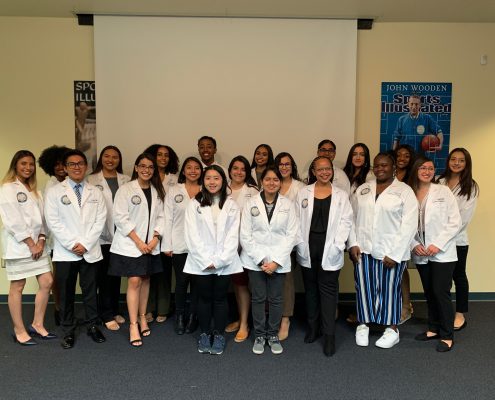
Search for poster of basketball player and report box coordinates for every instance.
[74,81,97,171]
[380,82,452,170]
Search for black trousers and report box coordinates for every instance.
[195,274,230,334]
[173,253,198,315]
[97,244,122,323]
[417,261,456,340]
[147,253,173,316]
[56,258,99,335]
[453,246,469,313]
[301,232,340,336]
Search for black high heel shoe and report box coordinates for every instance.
[28,325,57,340]
[12,334,38,346]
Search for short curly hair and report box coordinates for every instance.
[38,145,70,176]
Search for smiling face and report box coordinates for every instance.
[254,146,269,168]
[312,157,333,185]
[198,139,216,165]
[65,155,87,183]
[396,148,412,170]
[15,156,35,182]
[448,151,466,175]
[230,161,246,186]
[156,146,169,170]
[54,161,67,181]
[134,157,154,182]
[183,160,202,184]
[417,161,435,184]
[101,148,120,173]
[278,156,293,179]
[261,170,281,196]
[408,97,421,117]
[317,142,336,162]
[204,169,223,195]
[352,146,366,168]
[372,155,394,184]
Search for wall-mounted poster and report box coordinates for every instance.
[74,81,97,171]
[380,82,452,170]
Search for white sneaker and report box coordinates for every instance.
[375,328,400,349]
[355,324,369,347]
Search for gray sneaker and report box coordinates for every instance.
[252,336,265,354]
[267,336,283,354]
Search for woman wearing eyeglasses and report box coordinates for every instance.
[109,153,165,347]
[310,140,350,195]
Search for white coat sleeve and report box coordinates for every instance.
[458,193,478,233]
[239,204,267,265]
[44,189,78,250]
[213,204,240,268]
[346,194,359,250]
[271,203,299,268]
[152,198,164,237]
[334,195,353,251]
[0,187,31,242]
[113,187,136,237]
[184,203,214,270]
[388,189,418,263]
[79,191,107,251]
[161,192,174,252]
[431,190,462,251]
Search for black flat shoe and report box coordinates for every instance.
[12,334,38,346]
[175,314,185,335]
[61,334,75,349]
[28,325,57,340]
[454,320,467,331]
[323,334,335,357]
[185,314,198,334]
[87,325,106,343]
[436,340,454,352]
[304,329,321,344]
[414,331,440,341]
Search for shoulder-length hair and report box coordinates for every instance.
[3,150,38,195]
[274,152,301,181]
[92,145,123,174]
[38,145,70,176]
[144,144,179,175]
[408,155,434,194]
[343,143,371,188]
[177,156,203,184]
[394,144,416,183]
[307,156,333,185]
[437,147,479,200]
[228,155,258,188]
[196,165,229,209]
[131,153,165,201]
[250,144,274,169]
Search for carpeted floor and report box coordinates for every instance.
[0,301,494,400]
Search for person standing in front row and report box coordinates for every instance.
[184,165,243,355]
[240,166,299,355]
[410,156,461,352]
[310,140,351,195]
[296,156,353,356]
[348,152,418,349]
[44,149,107,349]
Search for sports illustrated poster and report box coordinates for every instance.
[380,82,452,170]
[74,81,97,171]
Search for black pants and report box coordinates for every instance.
[248,270,285,338]
[417,261,456,340]
[301,232,340,336]
[56,259,99,335]
[173,253,198,315]
[97,244,122,323]
[453,246,469,313]
[147,253,173,316]
[195,274,230,334]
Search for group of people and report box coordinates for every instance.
[0,135,478,356]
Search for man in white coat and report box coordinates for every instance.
[45,149,107,349]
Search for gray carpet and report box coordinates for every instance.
[0,301,494,400]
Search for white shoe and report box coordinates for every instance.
[375,328,400,349]
[355,324,369,347]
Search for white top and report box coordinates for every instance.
[348,179,418,263]
[44,179,106,263]
[87,171,131,244]
[240,193,299,273]
[438,177,478,246]
[162,173,178,193]
[295,184,353,271]
[230,184,259,210]
[183,197,242,276]
[110,180,164,258]
[411,184,462,264]
[0,179,48,259]
[281,179,305,202]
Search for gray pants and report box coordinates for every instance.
[248,270,285,337]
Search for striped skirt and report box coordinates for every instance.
[354,253,407,326]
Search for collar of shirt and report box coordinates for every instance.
[68,178,85,192]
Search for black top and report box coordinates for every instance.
[260,191,279,223]
[105,177,119,201]
[310,195,332,234]
[142,187,152,242]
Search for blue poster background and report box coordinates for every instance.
[380,82,452,171]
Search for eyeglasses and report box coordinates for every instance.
[137,164,154,171]
[66,161,86,169]
[315,167,333,173]
[318,148,336,154]
[278,163,292,168]
[418,166,435,172]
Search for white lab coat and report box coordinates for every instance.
[43,176,64,251]
[110,180,165,258]
[411,184,461,264]
[44,179,107,263]
[332,167,351,195]
[347,179,418,263]
[161,183,193,254]
[295,184,353,271]
[281,179,305,202]
[87,171,130,244]
[183,197,242,275]
[230,184,259,211]
[240,193,299,273]
[162,173,178,193]
[438,178,478,246]
[0,179,48,259]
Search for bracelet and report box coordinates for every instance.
[38,237,46,242]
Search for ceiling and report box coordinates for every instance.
[1,0,495,22]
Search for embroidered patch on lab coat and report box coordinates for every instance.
[251,206,260,217]
[131,195,141,205]
[301,199,308,208]
[360,188,371,195]
[16,192,27,203]
[174,194,184,203]
[95,184,104,191]
[61,195,71,205]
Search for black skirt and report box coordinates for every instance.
[108,253,163,277]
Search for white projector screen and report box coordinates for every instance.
[94,16,357,175]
